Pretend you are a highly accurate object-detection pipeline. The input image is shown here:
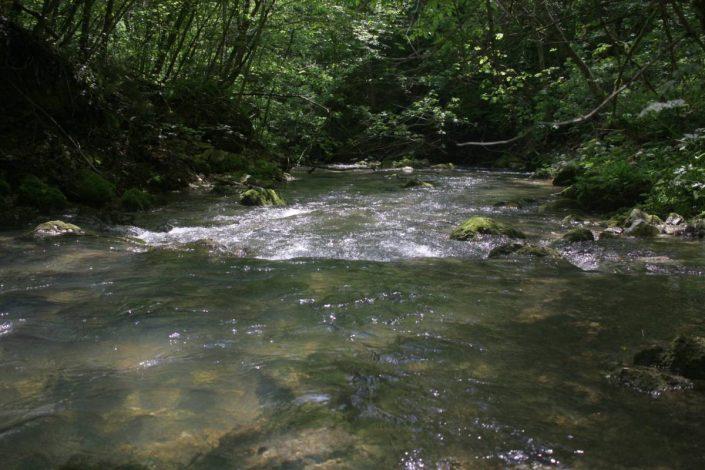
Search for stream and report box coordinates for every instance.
[1,167,705,468]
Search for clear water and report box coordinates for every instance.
[1,168,705,468]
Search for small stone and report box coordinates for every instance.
[665,213,685,226]
[402,179,434,189]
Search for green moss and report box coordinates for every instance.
[74,170,116,206]
[450,216,526,240]
[120,188,155,211]
[240,188,286,206]
[17,176,67,209]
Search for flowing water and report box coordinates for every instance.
[1,168,705,469]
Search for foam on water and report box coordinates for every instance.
[126,170,528,261]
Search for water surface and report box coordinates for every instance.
[1,168,704,468]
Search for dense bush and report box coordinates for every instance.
[120,188,155,211]
[645,133,705,217]
[73,170,116,206]
[16,176,67,209]
[573,160,652,212]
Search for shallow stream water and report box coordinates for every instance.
[1,168,705,468]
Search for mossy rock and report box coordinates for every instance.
[17,176,67,209]
[625,219,660,237]
[240,188,285,206]
[609,366,692,396]
[402,179,434,189]
[489,243,560,258]
[73,170,116,206]
[120,188,155,211]
[625,208,662,226]
[33,220,84,237]
[450,216,526,241]
[488,243,524,258]
[562,228,595,243]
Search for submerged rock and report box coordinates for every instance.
[488,243,524,258]
[667,336,705,380]
[402,179,433,189]
[240,188,285,206]
[33,220,84,237]
[599,227,623,239]
[562,228,594,243]
[450,216,526,241]
[629,335,705,382]
[609,367,693,397]
[488,243,560,258]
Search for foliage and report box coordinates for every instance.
[120,188,155,211]
[16,176,67,210]
[73,170,116,206]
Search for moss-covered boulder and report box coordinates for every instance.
[488,243,524,258]
[625,219,660,237]
[33,220,84,237]
[402,179,434,189]
[609,367,693,396]
[73,170,116,206]
[562,228,595,243]
[625,208,662,226]
[450,216,526,241]
[240,188,285,206]
[120,188,155,211]
[17,176,67,209]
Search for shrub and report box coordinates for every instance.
[573,160,652,212]
[74,170,116,206]
[17,176,67,209]
[120,188,155,211]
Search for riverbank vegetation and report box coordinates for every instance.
[1,0,705,223]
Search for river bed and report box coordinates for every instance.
[1,168,704,468]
